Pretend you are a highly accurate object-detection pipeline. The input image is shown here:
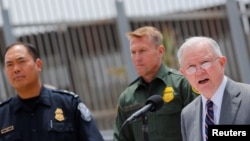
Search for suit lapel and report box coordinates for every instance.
[219,79,241,124]
[191,97,203,141]
[197,98,203,141]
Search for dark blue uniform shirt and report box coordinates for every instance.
[0,86,104,141]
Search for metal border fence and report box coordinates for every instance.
[0,1,249,136]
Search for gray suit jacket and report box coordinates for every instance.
[181,78,250,141]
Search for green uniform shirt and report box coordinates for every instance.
[114,64,199,141]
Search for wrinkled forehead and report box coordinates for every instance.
[180,44,215,65]
[184,41,215,55]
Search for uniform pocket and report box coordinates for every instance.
[153,102,182,139]
[157,101,182,115]
[48,122,74,132]
[48,122,76,141]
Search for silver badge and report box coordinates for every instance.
[77,103,92,122]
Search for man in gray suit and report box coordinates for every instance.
[177,36,250,141]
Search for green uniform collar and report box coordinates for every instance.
[137,63,171,86]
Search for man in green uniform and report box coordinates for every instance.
[113,26,199,141]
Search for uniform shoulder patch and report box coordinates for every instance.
[52,89,79,98]
[77,103,92,122]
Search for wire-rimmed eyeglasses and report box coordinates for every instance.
[184,57,220,74]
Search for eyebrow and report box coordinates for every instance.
[5,56,26,63]
[184,58,212,68]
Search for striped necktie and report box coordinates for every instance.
[205,100,214,141]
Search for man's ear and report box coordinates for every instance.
[158,45,165,55]
[219,56,227,67]
[36,58,42,71]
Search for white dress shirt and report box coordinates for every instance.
[201,76,227,141]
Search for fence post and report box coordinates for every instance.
[226,0,250,84]
[0,0,16,46]
[115,0,137,83]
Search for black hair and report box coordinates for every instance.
[3,42,40,62]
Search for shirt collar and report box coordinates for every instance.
[12,86,51,112]
[138,63,170,86]
[201,75,227,106]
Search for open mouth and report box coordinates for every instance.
[198,78,209,84]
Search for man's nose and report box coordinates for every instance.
[13,64,21,72]
[195,66,205,74]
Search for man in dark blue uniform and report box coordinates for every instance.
[0,42,104,141]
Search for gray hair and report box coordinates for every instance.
[177,36,222,65]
